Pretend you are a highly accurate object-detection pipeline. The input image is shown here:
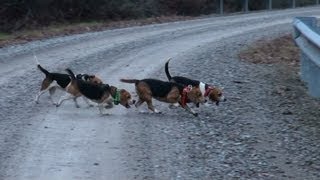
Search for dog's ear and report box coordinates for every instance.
[102,84,110,91]
[183,85,193,93]
[76,74,82,79]
[82,75,90,80]
[89,75,95,78]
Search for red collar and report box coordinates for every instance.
[181,86,192,107]
[204,86,214,97]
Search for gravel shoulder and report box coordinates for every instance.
[0,7,320,179]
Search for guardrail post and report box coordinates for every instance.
[216,0,224,14]
[267,0,272,10]
[292,0,296,8]
[243,0,249,12]
[220,0,224,14]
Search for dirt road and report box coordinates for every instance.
[1,7,320,179]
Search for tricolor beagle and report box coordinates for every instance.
[165,58,226,106]
[56,68,135,115]
[120,78,205,116]
[35,64,102,107]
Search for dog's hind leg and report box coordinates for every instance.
[82,96,94,107]
[135,99,147,113]
[73,97,80,108]
[146,100,161,114]
[35,87,53,104]
[135,99,145,108]
[48,87,57,104]
[56,93,75,107]
[35,90,47,104]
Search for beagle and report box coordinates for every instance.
[165,58,226,106]
[56,68,134,115]
[120,78,205,116]
[35,64,103,107]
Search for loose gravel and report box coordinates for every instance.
[0,7,320,180]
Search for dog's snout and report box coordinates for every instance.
[204,99,208,103]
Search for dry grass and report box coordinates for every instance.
[239,35,299,66]
[0,16,193,48]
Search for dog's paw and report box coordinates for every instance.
[104,105,113,109]
[193,113,199,117]
[154,109,162,114]
[100,113,111,116]
[169,104,178,109]
[138,110,148,114]
[87,104,94,108]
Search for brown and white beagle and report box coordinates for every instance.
[120,78,205,116]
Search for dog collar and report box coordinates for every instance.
[204,86,214,97]
[113,90,120,105]
[181,86,192,107]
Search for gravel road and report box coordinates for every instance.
[1,7,320,180]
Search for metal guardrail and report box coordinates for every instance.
[293,17,320,97]
[217,0,319,14]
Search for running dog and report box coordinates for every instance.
[120,78,205,116]
[165,58,226,106]
[56,68,134,115]
[35,64,103,106]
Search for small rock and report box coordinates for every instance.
[282,110,293,115]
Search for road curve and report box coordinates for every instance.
[1,7,320,179]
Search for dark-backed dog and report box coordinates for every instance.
[120,78,205,116]
[35,64,103,106]
[56,68,134,115]
[165,58,226,106]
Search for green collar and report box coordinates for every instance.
[113,90,120,105]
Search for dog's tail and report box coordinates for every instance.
[65,68,76,80]
[37,65,51,78]
[34,54,52,78]
[120,79,139,84]
[165,58,172,80]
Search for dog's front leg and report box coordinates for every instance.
[104,101,113,109]
[98,104,110,116]
[82,96,94,107]
[180,103,198,117]
[146,100,161,114]
[169,102,180,109]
